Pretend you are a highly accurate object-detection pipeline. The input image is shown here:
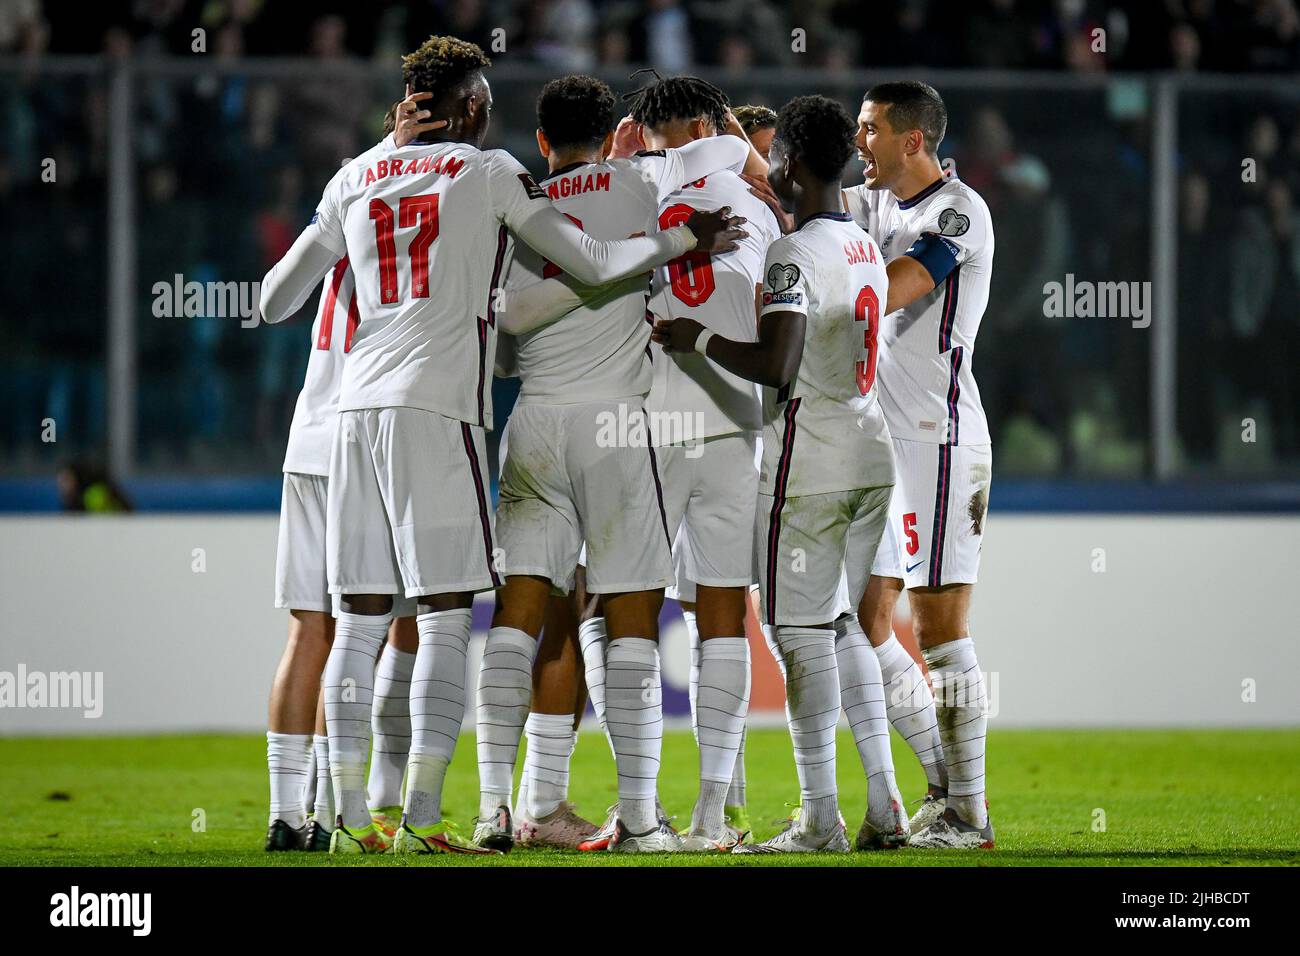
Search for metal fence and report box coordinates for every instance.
[1,57,1297,485]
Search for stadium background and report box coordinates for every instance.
[1,0,1298,735]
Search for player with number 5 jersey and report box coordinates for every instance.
[844,81,996,851]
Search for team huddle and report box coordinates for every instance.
[259,34,995,856]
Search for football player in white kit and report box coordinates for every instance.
[259,36,745,855]
[261,120,421,853]
[844,81,996,849]
[470,74,752,853]
[630,75,782,850]
[655,95,904,853]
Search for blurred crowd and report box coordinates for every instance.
[0,0,1297,481]
[3,0,1299,72]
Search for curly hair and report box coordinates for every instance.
[623,70,729,134]
[733,104,777,136]
[401,35,491,104]
[537,74,618,150]
[773,95,857,183]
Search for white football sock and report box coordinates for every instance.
[763,623,787,682]
[303,733,317,819]
[404,753,449,829]
[833,616,898,789]
[683,609,700,743]
[404,608,472,829]
[266,731,312,828]
[524,711,575,819]
[875,633,947,791]
[727,727,747,808]
[778,626,841,834]
[516,764,532,823]
[605,637,662,833]
[475,626,537,817]
[695,637,749,832]
[834,616,904,822]
[311,734,334,825]
[323,611,389,830]
[368,644,415,811]
[924,638,987,827]
[578,616,614,756]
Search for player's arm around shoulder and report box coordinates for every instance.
[653,233,808,388]
[886,188,985,314]
[258,170,349,324]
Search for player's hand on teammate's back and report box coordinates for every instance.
[650,317,706,354]
[392,90,448,147]
[685,206,748,254]
[742,174,795,234]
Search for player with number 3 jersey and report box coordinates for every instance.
[654,96,905,854]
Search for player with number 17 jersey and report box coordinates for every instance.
[266,138,706,600]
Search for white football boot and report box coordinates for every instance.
[732,819,851,854]
[909,792,947,833]
[471,804,514,853]
[856,793,910,850]
[909,807,995,849]
[608,819,683,853]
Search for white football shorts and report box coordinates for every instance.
[660,431,759,604]
[756,484,891,627]
[276,471,416,616]
[326,407,501,598]
[870,438,992,588]
[496,401,674,595]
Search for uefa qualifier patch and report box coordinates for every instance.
[937,207,970,237]
[766,262,800,293]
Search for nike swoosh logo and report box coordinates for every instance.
[905,560,925,573]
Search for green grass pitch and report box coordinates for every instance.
[2,728,1297,867]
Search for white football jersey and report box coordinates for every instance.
[281,137,393,476]
[308,142,551,428]
[843,175,993,446]
[507,142,743,406]
[647,169,781,440]
[281,259,357,476]
[757,212,894,498]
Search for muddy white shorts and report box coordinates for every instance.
[496,401,674,595]
[870,438,992,588]
[756,484,891,627]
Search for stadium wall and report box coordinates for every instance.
[0,514,1296,734]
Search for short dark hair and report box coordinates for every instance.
[401,35,491,104]
[733,104,777,136]
[537,75,618,150]
[864,81,947,154]
[773,95,856,183]
[624,72,729,134]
